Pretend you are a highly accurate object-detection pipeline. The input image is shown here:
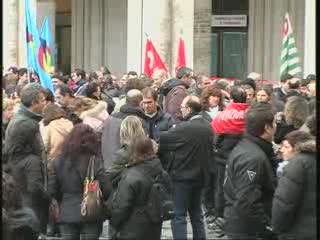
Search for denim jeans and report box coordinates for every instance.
[59,222,102,240]
[171,180,206,240]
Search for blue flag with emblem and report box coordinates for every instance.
[40,16,54,71]
[25,0,54,93]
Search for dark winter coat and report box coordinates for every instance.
[3,105,49,232]
[272,139,316,240]
[110,157,164,240]
[4,207,40,240]
[274,118,297,144]
[160,78,188,123]
[223,133,276,238]
[101,103,148,170]
[105,145,129,189]
[145,107,175,142]
[48,154,112,223]
[274,87,286,104]
[159,113,214,181]
[74,79,87,96]
[214,134,243,165]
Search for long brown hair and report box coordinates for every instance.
[128,136,156,165]
[200,86,225,111]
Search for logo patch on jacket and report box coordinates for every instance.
[247,170,256,182]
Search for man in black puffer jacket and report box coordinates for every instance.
[223,102,277,239]
[272,131,316,240]
[159,96,214,240]
[4,83,49,234]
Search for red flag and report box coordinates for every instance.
[175,37,186,73]
[144,39,168,78]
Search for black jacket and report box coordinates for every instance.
[110,157,164,240]
[4,105,48,232]
[48,154,112,223]
[145,107,174,142]
[159,113,214,181]
[274,118,297,144]
[214,134,243,165]
[272,139,316,240]
[223,133,276,238]
[3,207,40,240]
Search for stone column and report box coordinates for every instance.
[193,0,211,74]
[248,0,305,83]
[37,0,56,66]
[303,0,315,76]
[141,0,172,75]
[127,0,143,73]
[3,0,19,69]
[72,0,127,73]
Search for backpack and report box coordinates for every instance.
[143,169,175,223]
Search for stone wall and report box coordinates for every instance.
[193,0,211,74]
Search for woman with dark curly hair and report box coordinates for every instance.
[48,124,112,240]
[200,86,225,122]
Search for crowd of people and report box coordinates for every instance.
[2,65,316,240]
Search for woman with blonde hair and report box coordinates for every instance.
[106,116,147,188]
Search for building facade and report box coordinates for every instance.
[2,0,315,82]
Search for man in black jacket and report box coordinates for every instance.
[159,95,214,240]
[223,102,277,239]
[4,83,49,234]
[141,87,175,142]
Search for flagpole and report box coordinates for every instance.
[27,67,31,84]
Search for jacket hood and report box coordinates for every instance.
[80,101,109,121]
[159,78,188,96]
[49,118,74,136]
[119,104,146,120]
[7,207,40,232]
[295,139,316,153]
[211,101,249,134]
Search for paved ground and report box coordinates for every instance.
[42,217,226,240]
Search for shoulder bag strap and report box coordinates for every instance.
[90,155,96,180]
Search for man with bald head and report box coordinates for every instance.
[101,89,148,169]
[159,95,214,240]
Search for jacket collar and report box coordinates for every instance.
[18,104,43,122]
[184,112,202,121]
[120,103,146,119]
[244,133,274,157]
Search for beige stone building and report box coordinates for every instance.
[2,0,315,83]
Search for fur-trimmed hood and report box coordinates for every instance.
[80,100,108,121]
[295,139,316,153]
[80,101,109,132]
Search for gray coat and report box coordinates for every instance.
[101,104,148,170]
[272,139,316,240]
